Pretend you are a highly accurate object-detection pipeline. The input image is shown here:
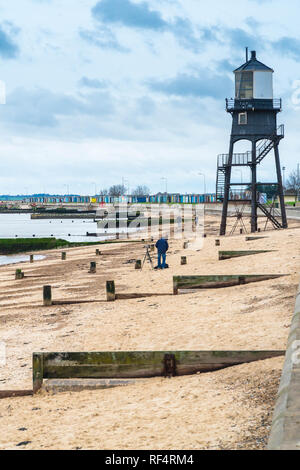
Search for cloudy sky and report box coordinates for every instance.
[0,0,300,195]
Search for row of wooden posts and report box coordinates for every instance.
[15,235,265,280]
[42,281,117,305]
[17,230,269,299]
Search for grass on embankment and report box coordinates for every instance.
[0,238,140,255]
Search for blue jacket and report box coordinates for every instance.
[156,238,169,254]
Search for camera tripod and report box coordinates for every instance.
[142,245,154,270]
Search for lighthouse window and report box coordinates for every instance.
[238,112,247,125]
[235,71,253,99]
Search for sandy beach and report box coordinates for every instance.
[0,214,299,449]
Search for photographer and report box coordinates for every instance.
[155,236,169,270]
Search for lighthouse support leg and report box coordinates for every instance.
[274,143,288,229]
[251,140,258,233]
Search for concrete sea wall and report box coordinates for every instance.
[268,277,300,450]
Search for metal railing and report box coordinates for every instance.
[226,98,282,112]
[217,188,252,201]
[216,188,281,203]
[276,124,284,138]
[218,152,252,167]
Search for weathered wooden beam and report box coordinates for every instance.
[0,390,33,399]
[135,260,142,270]
[106,281,116,301]
[32,350,285,391]
[43,378,137,393]
[33,353,44,393]
[173,274,286,293]
[89,262,96,274]
[15,269,24,280]
[43,285,52,306]
[173,278,178,295]
[219,250,275,261]
[246,236,267,241]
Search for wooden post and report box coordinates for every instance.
[170,223,175,239]
[43,285,52,306]
[90,262,96,274]
[147,207,152,239]
[215,239,220,247]
[96,249,101,256]
[106,281,116,301]
[183,241,189,249]
[135,260,142,270]
[33,353,44,394]
[240,229,243,234]
[181,206,185,234]
[159,211,163,237]
[62,252,66,260]
[30,254,34,263]
[181,256,187,265]
[192,207,196,233]
[15,269,24,280]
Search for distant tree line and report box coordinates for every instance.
[98,185,150,197]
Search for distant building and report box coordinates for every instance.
[284,189,299,204]
[0,192,217,205]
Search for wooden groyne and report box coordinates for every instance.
[32,350,285,393]
[173,274,286,294]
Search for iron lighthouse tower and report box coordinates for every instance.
[217,50,288,235]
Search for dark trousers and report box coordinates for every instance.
[158,252,166,268]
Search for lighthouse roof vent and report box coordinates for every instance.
[234,51,274,73]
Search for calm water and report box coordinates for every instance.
[0,213,104,243]
[0,213,106,266]
[0,254,45,266]
[0,213,142,266]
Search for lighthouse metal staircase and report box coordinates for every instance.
[256,201,283,230]
[216,125,285,229]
